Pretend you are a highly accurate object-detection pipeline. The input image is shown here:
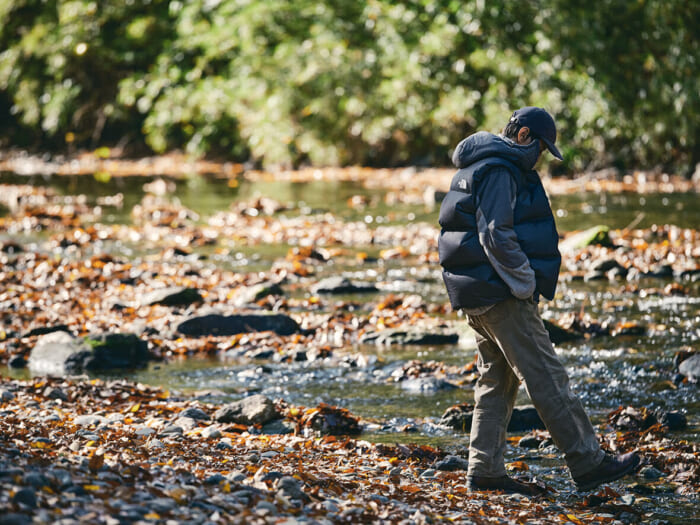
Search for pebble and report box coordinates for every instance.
[276,476,306,501]
[261,450,279,459]
[420,469,437,479]
[135,427,156,437]
[73,414,106,426]
[205,474,226,485]
[22,472,49,488]
[201,426,222,439]
[12,487,37,508]
[0,389,15,402]
[621,494,635,505]
[44,387,68,401]
[180,407,210,420]
[215,441,233,450]
[255,500,279,514]
[160,424,183,435]
[148,439,165,449]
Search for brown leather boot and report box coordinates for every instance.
[467,475,546,497]
[572,451,641,491]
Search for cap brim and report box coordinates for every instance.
[541,137,563,161]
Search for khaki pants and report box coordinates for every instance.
[466,296,605,478]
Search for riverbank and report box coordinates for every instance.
[1,376,697,524]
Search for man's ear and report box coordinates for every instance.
[516,126,531,145]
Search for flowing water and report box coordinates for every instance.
[2,171,698,522]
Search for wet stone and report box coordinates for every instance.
[177,313,300,337]
[361,328,458,346]
[400,377,457,393]
[7,355,27,368]
[639,466,664,480]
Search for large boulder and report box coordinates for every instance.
[213,395,281,425]
[360,328,459,346]
[177,313,300,337]
[28,332,150,376]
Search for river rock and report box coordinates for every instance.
[311,276,378,295]
[508,406,546,431]
[22,325,71,338]
[543,320,584,344]
[360,329,459,346]
[440,404,544,432]
[657,410,687,431]
[439,404,473,431]
[28,331,90,376]
[232,282,284,307]
[678,353,700,382]
[177,313,300,337]
[276,476,308,502]
[400,377,457,393]
[433,455,469,471]
[179,407,210,421]
[261,419,296,435]
[11,488,37,508]
[141,286,203,307]
[213,395,280,425]
[28,332,150,375]
[8,355,27,368]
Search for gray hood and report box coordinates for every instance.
[451,131,541,171]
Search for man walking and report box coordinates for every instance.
[438,107,639,495]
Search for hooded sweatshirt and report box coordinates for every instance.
[438,132,561,312]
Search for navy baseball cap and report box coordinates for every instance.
[510,106,563,160]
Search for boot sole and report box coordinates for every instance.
[574,455,641,492]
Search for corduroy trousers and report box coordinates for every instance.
[466,296,605,479]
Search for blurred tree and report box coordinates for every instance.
[0,0,696,173]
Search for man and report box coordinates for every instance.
[438,107,639,495]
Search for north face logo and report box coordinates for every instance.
[458,178,467,190]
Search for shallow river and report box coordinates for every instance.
[2,172,698,522]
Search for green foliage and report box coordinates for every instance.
[0,0,697,172]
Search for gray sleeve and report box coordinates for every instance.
[475,168,536,300]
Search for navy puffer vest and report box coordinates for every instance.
[438,132,561,310]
